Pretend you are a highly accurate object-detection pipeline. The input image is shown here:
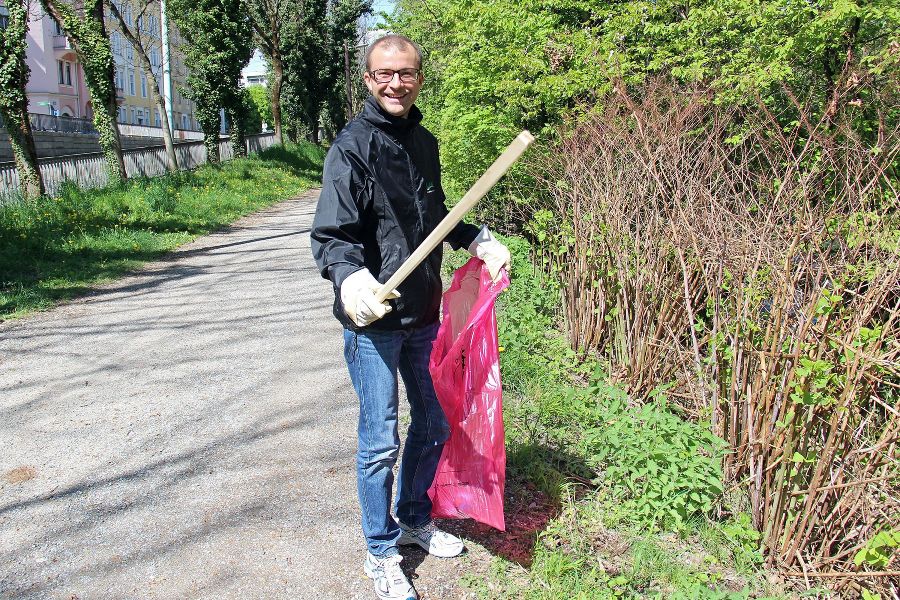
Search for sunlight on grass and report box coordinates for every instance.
[0,142,324,319]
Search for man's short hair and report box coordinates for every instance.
[365,34,423,70]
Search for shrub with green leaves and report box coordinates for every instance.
[854,529,900,570]
[571,378,727,530]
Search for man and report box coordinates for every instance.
[310,34,511,600]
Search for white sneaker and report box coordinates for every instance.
[398,520,465,558]
[363,553,418,600]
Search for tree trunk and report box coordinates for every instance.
[307,114,319,143]
[0,0,45,199]
[7,114,44,199]
[270,52,284,145]
[203,129,220,164]
[106,0,178,171]
[343,40,353,122]
[284,122,297,143]
[227,101,247,158]
[148,73,179,171]
[88,0,127,184]
[40,0,126,184]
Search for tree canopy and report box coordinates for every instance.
[389,0,900,195]
[169,0,253,161]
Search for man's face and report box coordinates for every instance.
[364,44,423,118]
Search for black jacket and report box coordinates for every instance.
[311,97,480,331]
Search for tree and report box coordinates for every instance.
[169,0,252,162]
[105,0,178,171]
[246,84,271,128]
[281,0,326,142]
[39,0,127,184]
[388,0,900,196]
[223,84,250,157]
[244,0,294,144]
[241,86,263,133]
[322,0,370,136]
[0,0,44,199]
[280,0,369,143]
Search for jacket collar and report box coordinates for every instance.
[361,96,423,137]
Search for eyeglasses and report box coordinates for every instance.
[368,68,421,84]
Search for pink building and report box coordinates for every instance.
[0,0,199,131]
[19,3,93,119]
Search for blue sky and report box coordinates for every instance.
[371,0,395,14]
[370,0,395,23]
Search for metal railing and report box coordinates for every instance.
[0,132,277,200]
[0,113,204,137]
[28,112,97,134]
[52,35,73,50]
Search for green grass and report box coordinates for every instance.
[445,235,795,599]
[0,142,324,319]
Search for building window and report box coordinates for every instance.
[140,71,147,97]
[57,61,72,86]
[128,70,135,95]
[115,67,125,91]
[53,18,64,36]
[130,107,136,124]
[126,41,133,61]
[155,110,161,127]
[181,114,187,130]
[0,7,10,30]
[137,109,144,125]
[119,106,127,123]
[150,48,159,68]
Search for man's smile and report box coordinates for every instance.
[364,43,423,117]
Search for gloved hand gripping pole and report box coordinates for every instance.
[374,130,535,303]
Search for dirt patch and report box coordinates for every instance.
[4,465,37,484]
[439,481,558,568]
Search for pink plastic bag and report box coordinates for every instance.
[428,257,509,531]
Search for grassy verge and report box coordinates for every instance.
[0,142,324,320]
[446,237,796,600]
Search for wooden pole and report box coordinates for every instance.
[343,40,353,120]
[375,130,534,303]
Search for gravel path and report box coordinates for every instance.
[0,191,483,600]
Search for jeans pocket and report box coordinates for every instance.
[345,330,359,364]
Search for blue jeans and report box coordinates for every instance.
[343,322,450,558]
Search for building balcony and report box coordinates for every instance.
[53,35,73,50]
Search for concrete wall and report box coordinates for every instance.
[0,131,166,162]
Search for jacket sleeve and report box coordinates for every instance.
[446,218,481,251]
[311,144,368,289]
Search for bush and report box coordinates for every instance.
[534,78,899,585]
[576,379,727,530]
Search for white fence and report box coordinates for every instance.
[0,133,277,201]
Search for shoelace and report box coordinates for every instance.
[379,555,407,586]
[415,521,437,536]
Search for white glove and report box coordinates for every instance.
[340,268,401,327]
[468,226,511,282]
